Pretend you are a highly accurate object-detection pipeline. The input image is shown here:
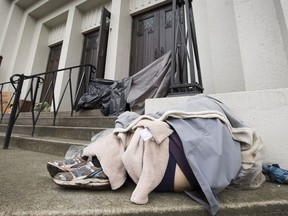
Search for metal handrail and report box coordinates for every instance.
[2,64,96,149]
[0,81,15,123]
[170,0,203,95]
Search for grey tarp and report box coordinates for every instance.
[76,51,171,116]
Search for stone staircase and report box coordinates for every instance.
[1,107,288,215]
[0,109,117,156]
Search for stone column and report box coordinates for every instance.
[233,0,288,91]
[0,3,24,85]
[275,0,288,64]
[54,7,83,110]
[204,0,245,93]
[104,0,132,80]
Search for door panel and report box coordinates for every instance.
[159,5,173,57]
[79,7,111,80]
[81,30,99,74]
[76,7,111,105]
[96,7,111,79]
[130,4,172,76]
[40,43,62,104]
[130,11,159,76]
[76,30,100,103]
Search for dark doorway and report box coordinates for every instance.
[81,30,100,76]
[40,43,62,104]
[130,4,173,76]
[76,7,110,104]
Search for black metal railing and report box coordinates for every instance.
[2,64,96,149]
[170,0,203,95]
[0,81,15,124]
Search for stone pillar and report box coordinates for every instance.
[233,0,288,91]
[104,0,132,80]
[0,0,12,50]
[275,0,288,64]
[193,0,215,94]
[204,0,245,93]
[54,7,83,111]
[0,3,24,85]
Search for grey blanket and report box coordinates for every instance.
[77,51,171,116]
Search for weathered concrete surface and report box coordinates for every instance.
[1,148,288,216]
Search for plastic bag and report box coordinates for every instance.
[230,149,266,189]
[64,145,85,160]
[76,51,172,116]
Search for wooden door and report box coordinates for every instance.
[80,7,111,80]
[76,8,111,104]
[130,4,173,76]
[40,43,62,104]
[96,7,111,78]
[76,30,100,104]
[159,4,173,59]
[81,30,100,75]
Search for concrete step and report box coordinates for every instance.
[1,115,117,128]
[4,109,104,118]
[0,124,107,141]
[1,148,288,216]
[1,103,288,215]
[1,109,116,156]
[0,132,89,156]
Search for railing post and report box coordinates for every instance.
[1,64,95,141]
[3,74,25,149]
[169,0,203,95]
[0,84,3,123]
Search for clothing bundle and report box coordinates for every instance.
[81,95,265,216]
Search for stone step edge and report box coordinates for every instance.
[0,124,109,130]
[0,132,89,156]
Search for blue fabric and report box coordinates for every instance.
[155,131,200,192]
[262,164,288,184]
[154,152,176,192]
[169,132,200,190]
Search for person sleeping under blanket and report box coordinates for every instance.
[47,95,265,216]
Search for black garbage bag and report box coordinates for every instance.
[76,78,112,110]
[76,51,171,116]
[76,77,131,116]
[100,77,131,116]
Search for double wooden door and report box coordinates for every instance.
[130,4,173,76]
